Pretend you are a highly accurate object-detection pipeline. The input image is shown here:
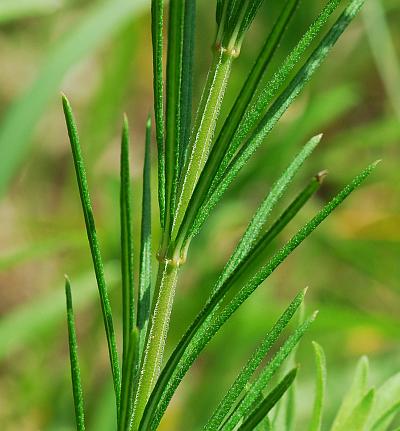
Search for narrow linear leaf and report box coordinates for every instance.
[137,117,153,360]
[179,0,196,169]
[65,277,86,431]
[0,0,62,23]
[308,342,327,431]
[331,355,370,431]
[237,369,298,431]
[223,314,316,431]
[186,0,365,240]
[145,161,378,429]
[62,95,121,410]
[164,0,186,235]
[180,0,301,244]
[119,329,139,431]
[120,115,135,368]
[204,289,306,431]
[332,388,375,431]
[151,0,166,228]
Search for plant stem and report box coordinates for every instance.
[171,48,234,242]
[132,259,179,430]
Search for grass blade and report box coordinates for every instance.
[137,117,153,360]
[308,342,327,431]
[62,95,121,411]
[331,356,370,430]
[144,161,378,429]
[181,0,365,242]
[65,277,86,431]
[237,369,298,431]
[223,315,316,431]
[179,0,196,169]
[0,0,148,197]
[120,116,135,368]
[151,0,166,228]
[181,0,301,239]
[0,0,61,23]
[203,290,306,431]
[119,329,139,431]
[163,0,186,238]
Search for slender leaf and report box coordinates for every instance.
[62,95,121,410]
[332,389,375,431]
[137,117,153,359]
[0,0,62,23]
[331,356,370,431]
[237,369,298,431]
[0,0,148,197]
[65,277,86,431]
[183,0,365,242]
[308,342,327,431]
[143,161,378,430]
[223,314,316,431]
[120,115,135,367]
[204,289,306,431]
[119,329,139,431]
[151,0,166,228]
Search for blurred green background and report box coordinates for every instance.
[0,0,399,430]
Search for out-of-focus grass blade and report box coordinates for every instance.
[332,389,375,431]
[143,162,378,429]
[0,262,119,361]
[367,372,400,431]
[0,0,62,23]
[62,95,121,410]
[331,356,369,430]
[237,369,298,431]
[308,342,327,431]
[137,117,152,359]
[222,314,316,431]
[65,277,86,431]
[0,0,148,197]
[119,329,139,431]
[151,0,166,228]
[203,290,306,431]
[362,0,400,120]
[120,116,135,368]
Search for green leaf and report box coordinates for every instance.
[308,342,327,431]
[331,356,370,431]
[164,0,186,235]
[120,116,135,368]
[0,0,61,22]
[222,314,316,431]
[65,277,86,431]
[119,329,139,431]
[203,290,306,431]
[151,0,166,228]
[237,369,298,431]
[184,0,364,239]
[137,117,153,359]
[331,389,375,431]
[145,161,378,429]
[0,0,148,197]
[368,372,400,431]
[62,95,121,411]
[181,0,301,242]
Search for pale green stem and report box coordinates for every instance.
[132,260,179,430]
[171,48,234,244]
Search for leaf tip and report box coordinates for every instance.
[316,170,328,184]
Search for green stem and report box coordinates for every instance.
[132,260,179,430]
[171,49,234,243]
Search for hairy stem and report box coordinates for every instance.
[132,260,179,430]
